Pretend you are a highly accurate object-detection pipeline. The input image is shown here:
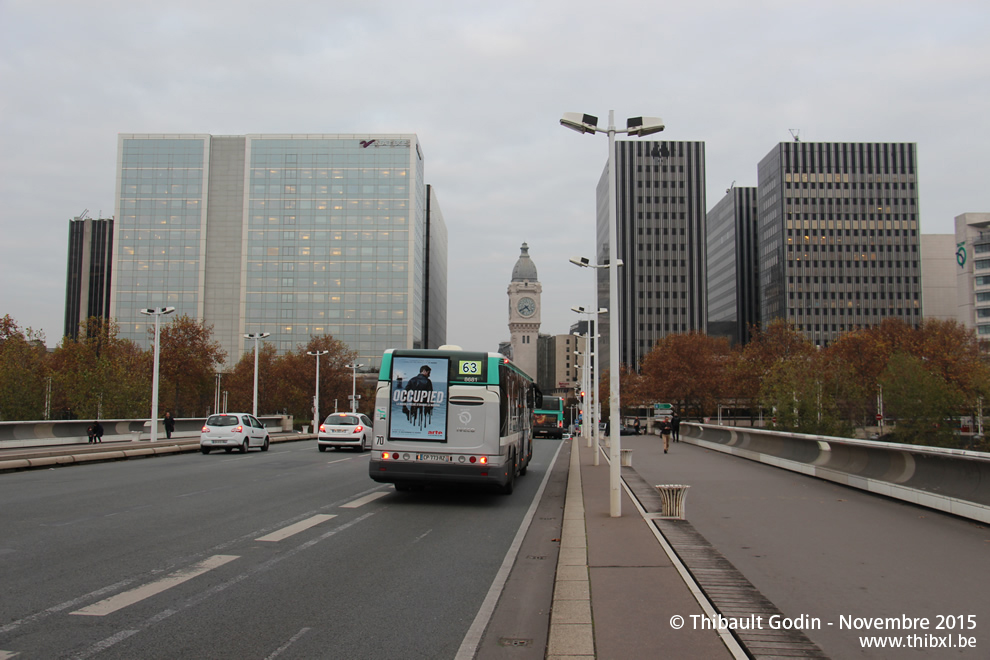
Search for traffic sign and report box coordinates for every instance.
[876,413,883,421]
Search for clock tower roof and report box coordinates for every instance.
[511,242,539,282]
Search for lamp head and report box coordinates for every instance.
[560,113,599,135]
[626,116,665,137]
[569,256,591,267]
[571,306,587,314]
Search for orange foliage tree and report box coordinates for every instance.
[638,331,733,418]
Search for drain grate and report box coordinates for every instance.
[498,638,532,647]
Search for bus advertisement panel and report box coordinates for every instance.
[388,356,449,442]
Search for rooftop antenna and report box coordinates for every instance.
[789,129,801,142]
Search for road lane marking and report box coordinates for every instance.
[265,627,311,659]
[71,555,239,616]
[73,510,379,658]
[340,492,389,508]
[255,514,336,542]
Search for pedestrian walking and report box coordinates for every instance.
[671,412,681,443]
[164,412,175,440]
[660,417,672,453]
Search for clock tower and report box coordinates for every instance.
[508,242,542,378]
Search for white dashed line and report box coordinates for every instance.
[71,555,239,616]
[255,514,337,542]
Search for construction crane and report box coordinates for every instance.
[74,209,90,222]
[788,129,801,142]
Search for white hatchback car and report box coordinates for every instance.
[318,413,373,452]
[200,413,270,454]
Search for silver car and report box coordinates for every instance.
[318,413,372,452]
[200,413,270,454]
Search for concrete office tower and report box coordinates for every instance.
[596,140,707,372]
[537,332,584,399]
[920,234,958,322]
[64,215,114,341]
[757,142,922,346]
[111,134,447,369]
[954,213,990,335]
[707,186,760,345]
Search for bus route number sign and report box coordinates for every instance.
[458,360,483,382]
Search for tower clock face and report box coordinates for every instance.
[517,297,536,317]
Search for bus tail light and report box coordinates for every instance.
[479,456,488,464]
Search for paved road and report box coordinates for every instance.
[622,433,990,658]
[0,438,564,659]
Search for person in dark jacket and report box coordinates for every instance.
[88,421,104,443]
[164,412,175,439]
[660,417,672,453]
[671,413,681,443]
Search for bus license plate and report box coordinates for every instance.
[416,453,452,462]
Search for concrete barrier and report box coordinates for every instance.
[0,416,294,449]
[683,423,990,524]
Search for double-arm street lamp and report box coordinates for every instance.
[562,110,664,517]
[244,332,271,417]
[346,363,364,413]
[308,350,329,431]
[140,307,176,443]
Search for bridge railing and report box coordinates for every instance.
[683,422,990,524]
[0,416,294,449]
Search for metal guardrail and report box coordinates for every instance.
[0,416,295,449]
[683,423,990,524]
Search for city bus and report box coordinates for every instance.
[368,347,540,494]
[533,395,564,439]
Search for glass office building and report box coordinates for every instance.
[111,134,446,369]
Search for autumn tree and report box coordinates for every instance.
[223,335,356,424]
[156,315,227,418]
[880,352,961,447]
[269,336,357,424]
[736,320,817,421]
[638,331,733,418]
[224,342,279,415]
[0,315,49,420]
[47,317,149,419]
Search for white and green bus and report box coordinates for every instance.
[368,347,540,494]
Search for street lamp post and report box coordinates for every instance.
[346,363,364,413]
[140,306,176,443]
[570,339,589,445]
[244,332,270,418]
[562,110,664,517]
[308,350,328,432]
[572,305,607,466]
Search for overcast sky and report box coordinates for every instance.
[2,0,988,354]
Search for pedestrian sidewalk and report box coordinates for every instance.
[547,436,736,659]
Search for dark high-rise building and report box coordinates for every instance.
[64,216,114,340]
[596,140,707,372]
[707,186,759,345]
[757,142,921,346]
